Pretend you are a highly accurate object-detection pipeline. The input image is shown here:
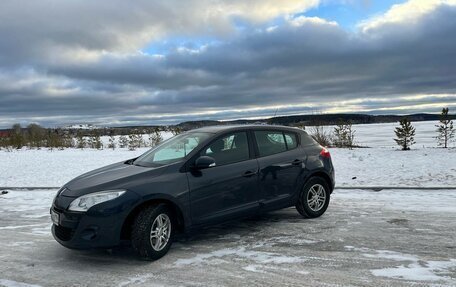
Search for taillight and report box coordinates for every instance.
[320,147,331,159]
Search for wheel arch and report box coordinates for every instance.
[305,170,334,193]
[120,196,187,241]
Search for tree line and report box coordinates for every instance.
[0,108,453,151]
[0,125,183,151]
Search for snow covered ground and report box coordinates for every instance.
[308,120,455,148]
[0,188,455,286]
[1,146,455,188]
[1,120,455,188]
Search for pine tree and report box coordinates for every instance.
[148,130,163,147]
[128,134,137,151]
[171,127,183,135]
[93,131,103,150]
[118,135,128,148]
[435,107,454,148]
[76,132,86,149]
[11,123,24,149]
[333,122,355,149]
[394,117,416,150]
[108,135,116,150]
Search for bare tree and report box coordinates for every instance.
[310,126,331,147]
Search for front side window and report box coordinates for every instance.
[201,132,250,166]
[254,131,287,157]
[134,132,212,167]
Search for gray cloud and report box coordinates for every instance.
[0,1,455,128]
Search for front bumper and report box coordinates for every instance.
[51,208,123,249]
[50,190,140,249]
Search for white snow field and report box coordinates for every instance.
[1,121,455,188]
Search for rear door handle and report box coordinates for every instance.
[243,170,258,177]
[291,159,303,166]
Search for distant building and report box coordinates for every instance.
[0,131,10,137]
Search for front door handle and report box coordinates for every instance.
[243,170,258,177]
[291,159,303,166]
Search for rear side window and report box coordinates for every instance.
[284,133,298,149]
[201,132,250,166]
[254,131,287,157]
[254,130,300,157]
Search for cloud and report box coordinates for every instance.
[0,0,320,66]
[359,0,456,33]
[0,0,455,127]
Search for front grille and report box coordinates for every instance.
[54,225,74,241]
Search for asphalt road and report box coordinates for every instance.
[0,189,455,287]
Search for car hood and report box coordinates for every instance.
[62,161,166,197]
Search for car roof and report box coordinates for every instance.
[189,124,303,134]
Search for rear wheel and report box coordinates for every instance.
[296,177,330,218]
[131,204,174,260]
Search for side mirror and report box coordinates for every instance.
[194,156,216,169]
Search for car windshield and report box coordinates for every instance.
[133,132,212,167]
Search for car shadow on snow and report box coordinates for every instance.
[57,207,316,264]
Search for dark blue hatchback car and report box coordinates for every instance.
[51,125,335,260]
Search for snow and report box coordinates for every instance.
[0,279,42,287]
[371,259,456,282]
[1,121,455,188]
[334,189,456,213]
[309,120,455,148]
[331,148,456,187]
[343,247,456,282]
[1,146,454,188]
[0,148,149,187]
[174,246,305,266]
[117,274,159,287]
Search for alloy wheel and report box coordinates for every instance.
[150,213,172,251]
[307,184,326,212]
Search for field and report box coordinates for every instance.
[0,120,455,286]
[1,121,455,188]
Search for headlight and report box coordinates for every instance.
[68,190,126,212]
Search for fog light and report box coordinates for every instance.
[81,228,98,241]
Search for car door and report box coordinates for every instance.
[254,130,306,208]
[187,131,260,225]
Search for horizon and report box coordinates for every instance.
[1,0,456,128]
[0,111,452,130]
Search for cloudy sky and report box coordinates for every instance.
[1,0,455,128]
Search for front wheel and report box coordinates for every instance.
[131,204,174,260]
[296,177,330,218]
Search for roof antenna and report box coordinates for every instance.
[273,108,279,117]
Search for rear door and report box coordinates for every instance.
[187,131,260,225]
[253,130,306,208]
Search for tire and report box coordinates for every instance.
[296,177,330,218]
[131,204,174,260]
